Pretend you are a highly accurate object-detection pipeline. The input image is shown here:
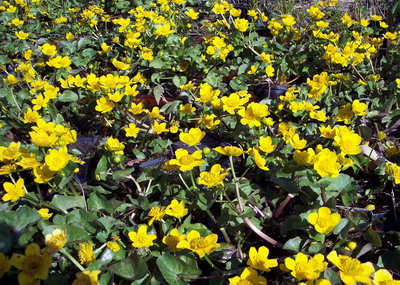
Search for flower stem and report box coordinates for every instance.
[229,156,243,212]
[204,254,223,273]
[189,170,197,189]
[60,248,85,271]
[205,209,231,244]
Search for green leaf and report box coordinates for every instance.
[50,195,85,213]
[363,228,382,247]
[0,55,11,64]
[149,58,164,69]
[108,255,148,280]
[0,206,41,232]
[112,168,135,183]
[88,192,115,215]
[333,218,351,239]
[58,90,78,102]
[95,155,109,181]
[156,254,201,285]
[283,237,305,252]
[172,75,187,88]
[153,84,164,105]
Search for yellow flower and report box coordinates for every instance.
[198,164,229,187]
[313,149,341,178]
[289,134,307,150]
[260,52,274,63]
[38,208,53,220]
[33,164,56,184]
[2,178,25,202]
[327,250,375,285]
[319,125,335,138]
[248,148,269,171]
[176,230,220,258]
[179,103,195,114]
[146,107,165,120]
[78,242,96,266]
[112,58,130,70]
[128,102,145,115]
[105,137,124,154]
[179,128,205,147]
[0,141,22,161]
[72,270,101,285]
[337,103,353,124]
[198,114,221,130]
[221,93,249,114]
[148,206,166,225]
[310,110,329,122]
[285,252,328,281]
[44,229,67,254]
[15,30,29,39]
[308,207,341,234]
[352,100,368,116]
[106,241,120,252]
[333,126,362,155]
[238,102,270,128]
[46,56,72,69]
[247,246,278,272]
[396,78,400,89]
[95,97,115,113]
[185,8,199,20]
[38,43,57,56]
[10,243,52,284]
[265,65,275,77]
[281,14,296,26]
[125,123,140,138]
[294,148,316,166]
[214,146,245,156]
[307,6,325,19]
[196,83,220,103]
[0,253,11,279]
[234,18,249,32]
[167,149,204,171]
[163,229,187,252]
[66,32,75,41]
[229,267,267,285]
[373,269,400,284]
[128,225,157,248]
[152,121,169,135]
[154,23,175,37]
[44,146,71,171]
[165,199,188,218]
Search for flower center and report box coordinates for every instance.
[179,155,194,165]
[190,237,208,250]
[22,256,43,274]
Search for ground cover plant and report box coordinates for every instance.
[0,0,400,284]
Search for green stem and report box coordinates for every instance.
[68,181,79,196]
[179,173,191,191]
[229,156,243,212]
[203,254,223,273]
[205,209,231,244]
[189,170,197,189]
[60,248,85,271]
[321,187,328,205]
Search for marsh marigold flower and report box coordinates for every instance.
[238,102,270,128]
[352,100,368,116]
[198,164,229,187]
[234,18,249,32]
[313,148,341,178]
[125,123,140,138]
[38,208,53,220]
[39,43,57,56]
[176,230,220,258]
[196,83,221,103]
[2,178,25,202]
[72,270,101,285]
[165,199,188,219]
[373,269,400,284]
[0,253,10,278]
[333,126,362,155]
[247,246,278,272]
[248,148,269,171]
[214,146,246,156]
[308,207,341,234]
[259,136,277,153]
[285,252,328,281]
[44,229,67,254]
[147,206,166,225]
[106,241,120,252]
[179,128,205,147]
[128,225,157,248]
[105,137,124,154]
[327,250,375,285]
[229,267,267,285]
[44,146,71,171]
[78,242,96,266]
[10,243,52,284]
[162,228,187,252]
[166,149,204,171]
